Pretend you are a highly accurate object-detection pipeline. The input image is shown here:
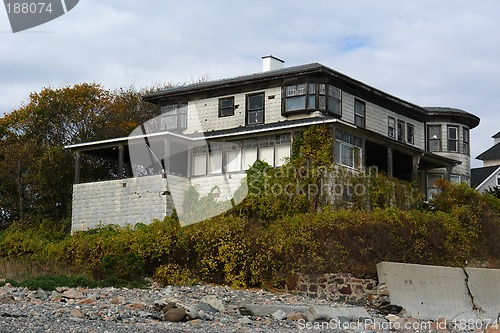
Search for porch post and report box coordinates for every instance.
[444,166,452,181]
[411,155,420,182]
[387,147,393,177]
[74,150,81,184]
[118,145,125,179]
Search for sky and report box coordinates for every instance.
[1,0,499,167]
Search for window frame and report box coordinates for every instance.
[160,103,188,131]
[282,83,342,117]
[218,96,235,117]
[334,130,363,169]
[388,117,396,138]
[447,125,459,152]
[427,173,443,200]
[450,174,461,184]
[354,99,366,128]
[191,145,208,176]
[407,123,415,145]
[326,85,342,117]
[246,92,265,126]
[463,127,470,155]
[427,125,441,152]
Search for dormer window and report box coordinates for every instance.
[283,83,341,117]
[160,103,187,131]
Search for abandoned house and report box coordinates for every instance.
[65,56,480,232]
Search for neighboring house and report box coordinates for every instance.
[65,56,480,232]
[471,131,500,193]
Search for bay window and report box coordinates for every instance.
[160,103,187,131]
[283,83,341,117]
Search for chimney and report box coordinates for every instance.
[262,55,284,72]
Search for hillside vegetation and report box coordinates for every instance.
[0,178,499,288]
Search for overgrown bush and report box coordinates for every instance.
[153,263,197,286]
[0,178,499,288]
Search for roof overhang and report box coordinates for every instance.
[65,116,461,170]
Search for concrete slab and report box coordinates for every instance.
[466,267,500,321]
[377,262,500,321]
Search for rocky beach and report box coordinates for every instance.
[1,281,494,333]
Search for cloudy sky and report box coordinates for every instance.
[1,0,499,166]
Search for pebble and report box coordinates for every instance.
[0,282,475,332]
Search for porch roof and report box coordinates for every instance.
[65,116,460,170]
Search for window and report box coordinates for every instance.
[285,84,306,111]
[192,145,208,176]
[160,103,188,131]
[354,99,365,128]
[241,135,290,169]
[226,142,241,172]
[448,126,458,152]
[334,130,362,168]
[327,85,341,116]
[208,143,223,174]
[246,93,264,125]
[450,175,461,183]
[427,125,441,152]
[283,83,341,117]
[463,127,470,155]
[219,97,235,117]
[427,174,443,200]
[275,134,291,167]
[497,175,500,187]
[407,124,415,145]
[397,120,405,142]
[388,117,395,138]
[242,139,258,170]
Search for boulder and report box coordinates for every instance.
[164,308,187,322]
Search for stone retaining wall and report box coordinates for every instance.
[286,273,379,304]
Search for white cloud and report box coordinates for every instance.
[1,0,499,166]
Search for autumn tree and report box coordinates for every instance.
[0,83,165,229]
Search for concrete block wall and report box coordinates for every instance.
[71,175,170,233]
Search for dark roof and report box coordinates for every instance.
[144,63,328,100]
[493,131,500,138]
[143,63,434,119]
[424,107,480,129]
[143,62,479,128]
[476,142,500,161]
[471,165,500,188]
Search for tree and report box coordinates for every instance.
[0,83,166,229]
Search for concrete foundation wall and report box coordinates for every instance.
[377,261,500,321]
[71,175,171,233]
[71,173,248,232]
